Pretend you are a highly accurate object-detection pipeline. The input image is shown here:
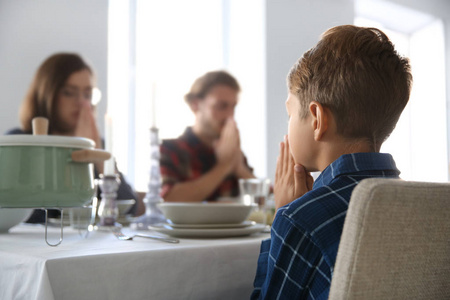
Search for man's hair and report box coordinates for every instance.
[185,70,240,103]
[19,53,93,133]
[288,25,412,150]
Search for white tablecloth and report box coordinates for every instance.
[0,224,269,300]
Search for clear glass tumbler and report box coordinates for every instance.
[238,178,271,225]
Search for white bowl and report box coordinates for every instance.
[0,208,33,233]
[157,202,257,225]
[116,199,136,216]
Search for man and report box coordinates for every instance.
[160,71,254,202]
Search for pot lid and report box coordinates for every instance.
[0,135,95,149]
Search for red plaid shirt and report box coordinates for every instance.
[160,127,252,201]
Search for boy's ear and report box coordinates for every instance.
[309,101,328,141]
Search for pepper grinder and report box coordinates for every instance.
[97,173,121,228]
[131,126,166,230]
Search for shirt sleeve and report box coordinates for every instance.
[251,209,332,300]
[159,141,184,198]
[242,153,254,174]
[251,238,271,297]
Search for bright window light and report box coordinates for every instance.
[355,1,448,182]
[108,0,266,191]
[108,0,131,176]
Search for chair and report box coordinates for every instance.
[329,178,450,300]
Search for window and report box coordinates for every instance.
[356,0,448,182]
[108,0,266,190]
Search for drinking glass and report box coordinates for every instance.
[239,178,271,225]
[69,179,99,236]
[69,207,93,230]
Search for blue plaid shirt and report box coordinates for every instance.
[251,153,400,300]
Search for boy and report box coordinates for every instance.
[251,25,412,299]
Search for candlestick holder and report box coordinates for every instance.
[131,126,166,230]
[96,174,121,230]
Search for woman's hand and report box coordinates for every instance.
[274,135,313,210]
[74,102,102,149]
[74,102,104,173]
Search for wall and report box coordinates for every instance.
[265,0,354,181]
[389,0,450,179]
[380,0,450,181]
[0,0,108,135]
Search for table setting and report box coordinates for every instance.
[0,174,270,299]
[0,177,270,300]
[0,116,273,300]
[149,202,266,238]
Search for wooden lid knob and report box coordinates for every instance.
[32,117,49,135]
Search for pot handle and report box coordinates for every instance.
[71,149,111,163]
[32,117,49,135]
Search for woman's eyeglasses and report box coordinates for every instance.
[59,87,102,106]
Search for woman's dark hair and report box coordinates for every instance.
[19,53,93,133]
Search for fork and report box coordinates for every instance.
[111,228,179,243]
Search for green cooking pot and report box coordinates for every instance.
[0,135,111,208]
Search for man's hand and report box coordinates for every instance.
[214,118,240,173]
[274,135,313,210]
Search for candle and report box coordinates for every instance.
[104,114,113,153]
[104,157,116,176]
[104,114,115,175]
[151,82,157,128]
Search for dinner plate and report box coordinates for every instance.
[149,223,266,238]
[167,221,255,229]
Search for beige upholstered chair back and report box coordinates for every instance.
[329,178,450,300]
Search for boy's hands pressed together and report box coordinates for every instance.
[274,135,313,210]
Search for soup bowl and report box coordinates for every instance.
[0,208,33,232]
[157,202,257,225]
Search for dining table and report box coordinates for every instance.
[0,223,270,300]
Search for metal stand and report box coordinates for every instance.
[3,180,99,247]
[44,208,64,247]
[131,126,166,230]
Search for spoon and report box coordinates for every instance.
[111,227,179,243]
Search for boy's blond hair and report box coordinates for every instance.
[288,25,412,151]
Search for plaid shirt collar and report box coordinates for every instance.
[313,152,400,189]
[180,127,213,151]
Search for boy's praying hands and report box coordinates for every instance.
[274,135,313,210]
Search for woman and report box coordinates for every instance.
[7,53,141,222]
